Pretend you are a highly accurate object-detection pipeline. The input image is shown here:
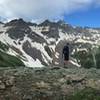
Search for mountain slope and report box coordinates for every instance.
[0,41,24,67]
[0,67,100,100]
[0,50,24,67]
[0,19,100,67]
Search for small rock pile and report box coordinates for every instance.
[0,76,15,90]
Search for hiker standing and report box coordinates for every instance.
[62,43,70,67]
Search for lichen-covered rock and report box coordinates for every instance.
[86,79,100,89]
[65,74,86,85]
[0,80,5,90]
[61,84,74,95]
[34,81,51,89]
[4,76,15,86]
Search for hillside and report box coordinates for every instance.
[0,19,100,99]
[0,67,100,100]
[0,41,24,67]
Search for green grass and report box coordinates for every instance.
[0,41,9,51]
[67,88,100,100]
[0,50,25,67]
[0,41,25,67]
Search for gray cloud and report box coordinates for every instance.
[0,0,99,22]
[95,0,100,7]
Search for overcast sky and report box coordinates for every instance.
[0,0,100,27]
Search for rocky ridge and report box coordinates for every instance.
[0,19,100,67]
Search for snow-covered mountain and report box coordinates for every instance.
[0,18,100,67]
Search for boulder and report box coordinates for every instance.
[0,80,5,90]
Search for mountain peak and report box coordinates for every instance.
[4,18,28,27]
[38,20,51,26]
[38,19,57,27]
[0,21,4,24]
[57,20,66,25]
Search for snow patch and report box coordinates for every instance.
[31,42,52,62]
[77,48,88,52]
[88,29,99,33]
[75,38,95,44]
[70,60,81,67]
[55,52,59,58]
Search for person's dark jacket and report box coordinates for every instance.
[62,45,69,60]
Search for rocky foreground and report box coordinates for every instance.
[0,67,100,100]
